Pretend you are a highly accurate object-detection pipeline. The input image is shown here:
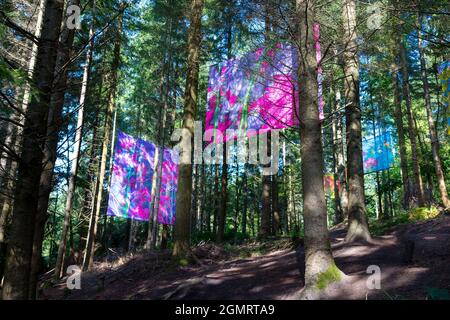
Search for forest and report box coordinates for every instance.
[0,0,449,302]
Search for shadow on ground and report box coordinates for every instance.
[41,216,450,300]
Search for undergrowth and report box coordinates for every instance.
[369,206,440,236]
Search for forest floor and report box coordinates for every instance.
[40,214,450,300]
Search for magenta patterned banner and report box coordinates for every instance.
[206,24,323,144]
[107,131,156,221]
[157,148,179,225]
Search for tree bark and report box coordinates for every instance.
[272,174,280,235]
[391,63,411,209]
[146,15,174,249]
[242,165,248,235]
[399,40,425,207]
[416,16,449,209]
[217,143,228,243]
[331,86,345,224]
[260,1,272,239]
[2,0,64,300]
[78,75,103,262]
[0,0,46,281]
[260,173,271,237]
[172,0,203,259]
[160,224,169,250]
[54,0,94,279]
[83,1,126,271]
[213,164,219,236]
[342,0,371,242]
[29,0,83,297]
[296,0,343,296]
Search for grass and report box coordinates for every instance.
[369,206,440,236]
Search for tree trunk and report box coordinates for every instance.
[206,166,212,233]
[391,63,411,209]
[242,165,248,235]
[78,110,101,261]
[399,41,425,207]
[51,0,92,281]
[296,0,343,295]
[191,165,198,234]
[83,1,126,271]
[286,159,295,234]
[0,0,46,282]
[217,143,228,243]
[272,174,280,235]
[370,95,383,220]
[2,0,64,300]
[172,0,203,259]
[260,176,271,237]
[342,0,371,242]
[213,164,219,236]
[233,162,241,235]
[160,225,169,250]
[146,16,174,249]
[413,115,433,203]
[281,141,289,234]
[416,16,449,208]
[199,162,205,232]
[260,2,272,239]
[217,16,233,243]
[29,0,83,297]
[331,86,345,224]
[145,147,159,249]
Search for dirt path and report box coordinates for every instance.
[41,216,450,300]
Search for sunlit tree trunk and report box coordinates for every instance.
[416,16,449,209]
[331,85,345,224]
[342,0,371,242]
[83,2,126,271]
[78,72,105,260]
[296,0,343,297]
[54,0,95,280]
[391,63,411,209]
[399,41,425,207]
[172,0,203,258]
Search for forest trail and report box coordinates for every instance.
[40,215,450,300]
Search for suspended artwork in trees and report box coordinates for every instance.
[362,131,395,174]
[158,148,179,225]
[106,131,178,225]
[324,174,340,198]
[437,61,450,135]
[205,25,324,144]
